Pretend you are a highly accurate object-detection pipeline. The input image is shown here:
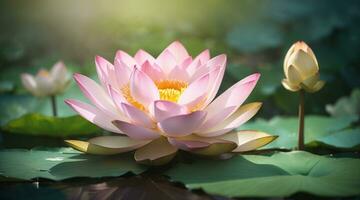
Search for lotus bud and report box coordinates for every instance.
[282,41,325,93]
[21,61,70,97]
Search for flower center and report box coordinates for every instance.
[120,80,188,111]
[37,69,50,77]
[156,80,188,102]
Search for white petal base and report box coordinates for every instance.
[65,136,150,155]
[134,137,178,165]
[219,130,278,152]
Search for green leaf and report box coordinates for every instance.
[166,151,360,197]
[311,128,360,149]
[2,113,100,138]
[240,115,359,149]
[0,148,146,181]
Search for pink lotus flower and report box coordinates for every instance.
[65,41,276,165]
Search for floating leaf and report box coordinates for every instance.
[166,151,360,197]
[2,113,100,138]
[0,148,146,181]
[311,128,360,149]
[240,115,359,149]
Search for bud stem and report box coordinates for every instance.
[298,90,305,150]
[50,95,57,117]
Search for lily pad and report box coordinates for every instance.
[311,128,360,149]
[2,113,100,138]
[240,115,359,149]
[166,151,360,197]
[0,148,146,181]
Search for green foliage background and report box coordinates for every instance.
[1,0,359,118]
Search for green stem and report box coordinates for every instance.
[298,90,305,150]
[50,95,57,117]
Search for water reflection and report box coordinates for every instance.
[0,175,225,200]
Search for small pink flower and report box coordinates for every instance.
[65,41,276,165]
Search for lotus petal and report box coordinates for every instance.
[134,137,178,165]
[158,111,206,137]
[218,130,278,152]
[112,120,160,140]
[65,136,150,155]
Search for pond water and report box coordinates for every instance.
[0,175,223,200]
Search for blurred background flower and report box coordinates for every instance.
[21,61,70,97]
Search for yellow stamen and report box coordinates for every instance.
[156,80,188,102]
[121,85,146,111]
[120,80,188,111]
[37,69,50,77]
